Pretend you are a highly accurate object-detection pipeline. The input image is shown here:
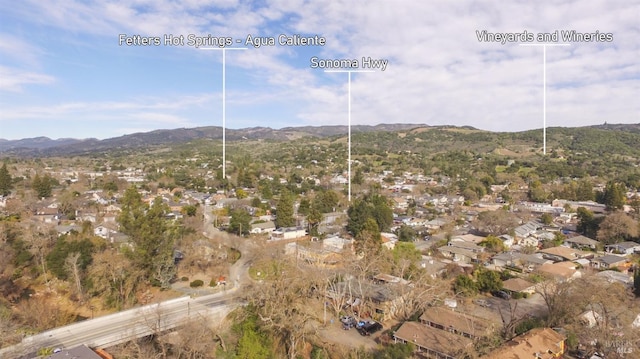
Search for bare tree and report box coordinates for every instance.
[247,258,318,359]
[65,252,83,301]
[23,223,56,289]
[536,275,576,327]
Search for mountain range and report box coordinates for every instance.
[0,124,425,156]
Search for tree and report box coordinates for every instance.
[88,250,143,309]
[346,193,393,237]
[32,173,53,198]
[634,269,640,298]
[181,204,197,217]
[596,212,639,245]
[396,224,416,242]
[528,180,548,203]
[297,198,311,216]
[601,181,625,211]
[536,275,575,327]
[245,260,318,359]
[540,212,553,225]
[576,207,600,238]
[354,218,382,255]
[118,187,176,288]
[453,275,478,297]
[314,190,340,213]
[0,163,12,196]
[306,206,322,237]
[475,268,503,293]
[352,168,364,185]
[275,190,295,228]
[576,178,594,201]
[472,209,519,236]
[479,235,506,253]
[229,208,252,236]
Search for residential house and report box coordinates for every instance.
[552,199,606,214]
[502,278,537,296]
[455,233,486,244]
[392,197,409,210]
[420,306,496,340]
[381,232,398,250]
[605,241,640,256]
[269,227,306,241]
[322,235,352,252]
[514,221,542,240]
[481,328,565,359]
[56,224,81,236]
[564,235,599,250]
[394,321,473,359]
[94,223,118,240]
[420,256,447,279]
[424,218,447,230]
[326,278,410,321]
[499,234,515,248]
[285,243,341,267]
[438,246,478,264]
[538,246,590,263]
[537,262,582,282]
[447,239,485,253]
[517,201,564,214]
[33,206,60,224]
[591,254,628,270]
[250,221,276,234]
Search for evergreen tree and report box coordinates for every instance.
[634,269,640,297]
[576,179,594,201]
[352,168,364,185]
[229,208,252,236]
[117,186,176,288]
[0,163,12,196]
[347,193,393,237]
[602,181,625,211]
[275,189,295,228]
[298,198,311,216]
[306,206,322,237]
[576,207,600,238]
[32,173,53,198]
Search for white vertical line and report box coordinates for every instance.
[222,49,226,180]
[519,43,568,156]
[348,71,352,202]
[323,69,374,202]
[543,45,546,155]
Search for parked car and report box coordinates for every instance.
[474,299,491,308]
[357,321,382,336]
[340,316,357,329]
[492,290,510,300]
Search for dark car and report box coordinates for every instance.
[492,290,510,300]
[357,321,382,336]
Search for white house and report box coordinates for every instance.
[269,227,306,241]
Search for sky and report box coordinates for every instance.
[0,0,638,140]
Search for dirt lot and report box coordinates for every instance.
[316,318,380,351]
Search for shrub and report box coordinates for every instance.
[181,276,189,282]
[190,279,204,288]
[209,278,217,287]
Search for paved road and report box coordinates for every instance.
[0,291,240,358]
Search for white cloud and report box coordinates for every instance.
[0,66,55,92]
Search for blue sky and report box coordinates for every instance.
[0,0,638,140]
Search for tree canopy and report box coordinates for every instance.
[346,193,393,237]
